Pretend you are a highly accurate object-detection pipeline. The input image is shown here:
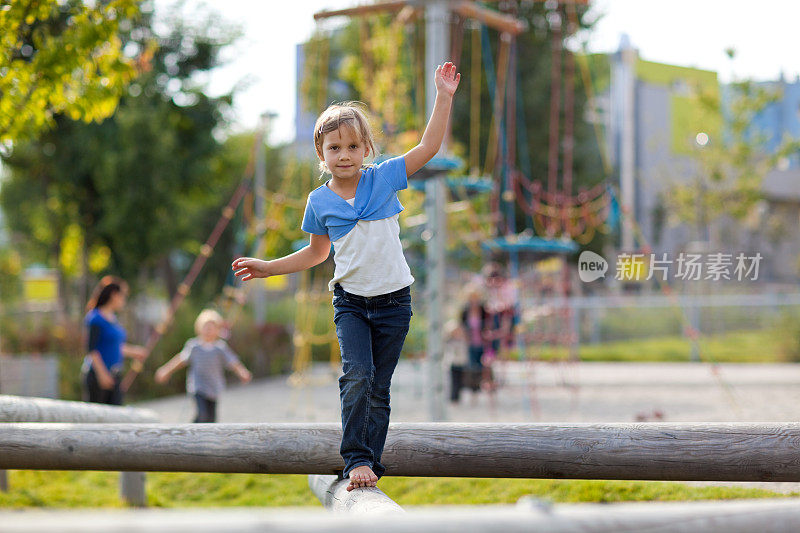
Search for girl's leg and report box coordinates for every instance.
[334,296,376,480]
[367,290,412,478]
[109,372,123,406]
[85,368,101,403]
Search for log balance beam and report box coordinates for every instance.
[308,475,404,514]
[1,422,799,482]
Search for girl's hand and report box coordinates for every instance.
[239,369,252,384]
[435,62,461,98]
[232,257,272,281]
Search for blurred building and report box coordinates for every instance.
[292,42,352,160]
[749,74,800,168]
[605,36,800,283]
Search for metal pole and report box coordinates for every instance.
[254,112,276,375]
[254,114,269,326]
[424,0,449,422]
[613,37,636,252]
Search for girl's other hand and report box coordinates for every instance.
[435,62,461,97]
[232,257,271,281]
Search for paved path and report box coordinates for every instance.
[134,360,800,424]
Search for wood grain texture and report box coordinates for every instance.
[0,395,159,423]
[2,422,800,481]
[0,394,155,505]
[308,474,404,514]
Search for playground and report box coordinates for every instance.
[2,0,800,528]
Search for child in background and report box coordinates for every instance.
[460,287,490,371]
[233,63,461,491]
[155,309,252,422]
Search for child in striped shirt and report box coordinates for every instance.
[155,309,252,422]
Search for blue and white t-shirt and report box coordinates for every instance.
[302,157,414,297]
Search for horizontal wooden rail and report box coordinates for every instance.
[2,422,800,482]
[0,395,159,423]
[308,474,404,514]
[2,499,800,532]
[0,395,157,507]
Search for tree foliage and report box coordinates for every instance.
[0,0,141,143]
[665,77,800,242]
[1,2,241,307]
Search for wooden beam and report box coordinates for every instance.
[453,1,527,35]
[3,500,800,532]
[3,422,800,482]
[308,474,404,514]
[0,395,159,423]
[0,395,156,507]
[314,1,408,21]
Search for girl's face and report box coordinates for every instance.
[320,126,369,181]
[109,289,127,311]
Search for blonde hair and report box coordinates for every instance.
[313,101,379,175]
[194,309,223,336]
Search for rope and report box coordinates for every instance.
[120,131,262,392]
[546,5,562,201]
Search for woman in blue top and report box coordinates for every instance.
[233,63,461,491]
[82,276,147,405]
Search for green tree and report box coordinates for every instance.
[1,2,241,310]
[666,74,800,244]
[0,0,140,143]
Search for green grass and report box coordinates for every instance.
[0,471,792,509]
[536,329,786,363]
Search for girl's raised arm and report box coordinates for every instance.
[404,62,461,177]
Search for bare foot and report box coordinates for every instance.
[346,465,378,491]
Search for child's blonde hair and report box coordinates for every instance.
[313,101,379,175]
[195,309,223,336]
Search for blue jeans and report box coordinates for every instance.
[468,345,484,369]
[333,283,412,479]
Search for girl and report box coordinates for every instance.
[82,276,148,405]
[233,63,461,491]
[155,309,252,423]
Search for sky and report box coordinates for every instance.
[154,0,800,144]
